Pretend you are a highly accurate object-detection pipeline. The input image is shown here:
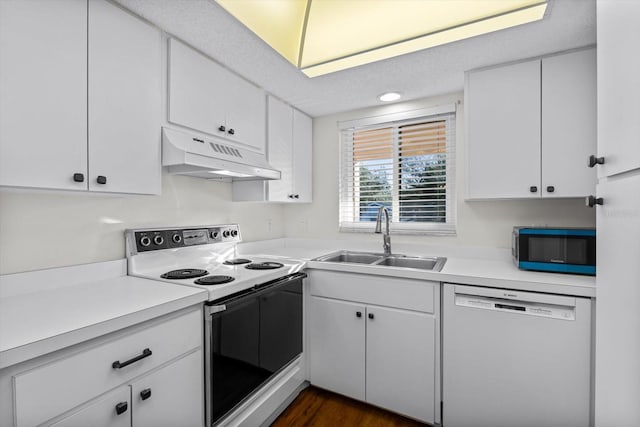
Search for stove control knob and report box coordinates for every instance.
[172,234,182,244]
[231,229,238,237]
[223,230,230,238]
[210,231,219,239]
[153,235,164,245]
[140,236,151,247]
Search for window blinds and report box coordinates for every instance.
[339,109,456,234]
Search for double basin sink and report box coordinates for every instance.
[313,250,447,272]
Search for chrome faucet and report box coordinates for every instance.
[374,206,391,255]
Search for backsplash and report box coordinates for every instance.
[0,173,285,274]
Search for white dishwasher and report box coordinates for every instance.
[442,283,592,427]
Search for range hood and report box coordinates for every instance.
[162,127,281,181]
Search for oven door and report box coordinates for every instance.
[204,272,304,426]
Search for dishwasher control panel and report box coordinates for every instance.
[454,294,576,320]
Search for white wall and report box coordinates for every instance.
[0,173,284,274]
[284,92,595,248]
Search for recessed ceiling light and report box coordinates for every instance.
[378,92,402,102]
[215,0,549,77]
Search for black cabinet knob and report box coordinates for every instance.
[588,155,605,168]
[218,125,226,132]
[228,128,235,135]
[288,194,294,199]
[586,195,604,208]
[356,311,362,318]
[115,402,128,415]
[546,186,555,193]
[97,175,107,185]
[73,173,85,183]
[294,194,300,199]
[368,313,374,320]
[140,388,152,401]
[529,186,538,193]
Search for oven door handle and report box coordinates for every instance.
[209,304,226,313]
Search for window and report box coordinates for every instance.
[339,105,456,235]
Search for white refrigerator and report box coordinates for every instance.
[594,1,640,426]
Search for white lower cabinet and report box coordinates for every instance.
[51,350,202,427]
[308,270,438,424]
[50,386,131,427]
[131,349,203,427]
[309,297,366,401]
[4,306,203,427]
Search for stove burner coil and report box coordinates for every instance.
[194,275,235,285]
[223,258,252,265]
[161,269,209,280]
[245,262,284,270]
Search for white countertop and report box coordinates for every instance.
[239,238,596,298]
[0,260,207,369]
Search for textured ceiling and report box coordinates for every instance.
[114,0,596,118]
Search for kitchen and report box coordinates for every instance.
[0,0,638,426]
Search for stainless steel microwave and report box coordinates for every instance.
[512,227,596,275]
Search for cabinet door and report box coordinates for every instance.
[597,0,640,178]
[0,0,87,191]
[595,175,640,426]
[466,60,541,199]
[224,75,266,153]
[88,0,161,195]
[131,350,204,427]
[50,386,131,427]
[292,109,313,202]
[266,96,294,202]
[308,296,366,401]
[366,305,435,423]
[542,49,596,198]
[168,38,228,138]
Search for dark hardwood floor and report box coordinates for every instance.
[271,386,428,427]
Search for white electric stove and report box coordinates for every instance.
[126,224,306,426]
[125,224,304,301]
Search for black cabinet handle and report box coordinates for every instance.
[356,311,362,318]
[586,195,604,208]
[218,125,226,132]
[97,175,107,185]
[228,128,235,135]
[588,155,605,168]
[294,194,300,199]
[112,348,152,369]
[546,186,555,193]
[115,402,128,415]
[368,313,374,320]
[73,173,85,183]
[529,186,538,193]
[140,388,152,401]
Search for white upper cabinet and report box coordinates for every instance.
[291,108,313,202]
[88,0,161,195]
[467,59,541,199]
[0,0,161,195]
[597,1,640,178]
[265,96,295,202]
[466,48,596,199]
[168,38,266,153]
[542,49,597,197]
[0,0,88,191]
[232,96,313,203]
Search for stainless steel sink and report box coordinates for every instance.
[315,251,385,264]
[313,251,446,272]
[373,256,447,271]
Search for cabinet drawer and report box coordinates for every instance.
[13,308,201,427]
[308,270,436,313]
